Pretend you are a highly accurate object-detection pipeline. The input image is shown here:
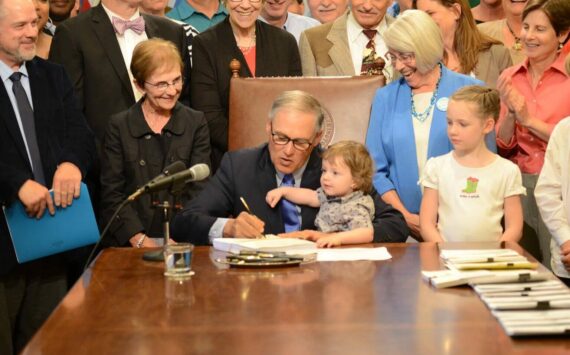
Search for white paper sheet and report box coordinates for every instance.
[316,247,392,261]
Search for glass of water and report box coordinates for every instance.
[164,243,194,278]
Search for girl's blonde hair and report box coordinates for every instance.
[322,141,374,193]
[412,0,502,75]
[450,85,500,122]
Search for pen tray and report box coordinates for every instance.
[222,251,304,268]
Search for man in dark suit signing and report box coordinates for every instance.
[172,90,408,244]
[49,0,188,143]
[0,0,95,353]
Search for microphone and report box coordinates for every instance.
[128,161,187,201]
[128,163,210,201]
[152,160,187,182]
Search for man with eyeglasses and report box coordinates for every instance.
[300,0,394,79]
[172,90,408,244]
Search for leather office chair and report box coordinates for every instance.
[228,60,385,151]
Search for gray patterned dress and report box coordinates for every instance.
[314,188,375,233]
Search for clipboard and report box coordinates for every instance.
[3,183,99,263]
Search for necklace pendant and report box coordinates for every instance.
[513,41,522,51]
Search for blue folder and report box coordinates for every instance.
[3,183,99,263]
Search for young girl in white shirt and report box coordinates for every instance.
[419,86,525,242]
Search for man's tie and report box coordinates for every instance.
[111,16,145,35]
[360,29,386,76]
[9,73,46,185]
[280,174,301,233]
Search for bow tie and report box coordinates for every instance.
[111,16,145,35]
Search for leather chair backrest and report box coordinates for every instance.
[228,75,385,151]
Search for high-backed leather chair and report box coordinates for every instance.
[228,60,385,151]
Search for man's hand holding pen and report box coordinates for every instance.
[223,211,265,238]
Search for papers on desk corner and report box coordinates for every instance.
[422,247,570,336]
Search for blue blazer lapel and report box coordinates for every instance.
[391,81,420,190]
[91,5,135,102]
[427,67,453,159]
[0,71,33,172]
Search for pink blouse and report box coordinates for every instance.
[496,53,570,174]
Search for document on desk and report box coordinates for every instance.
[492,309,570,336]
[483,294,570,310]
[213,236,317,253]
[473,280,565,295]
[3,183,99,263]
[316,247,392,262]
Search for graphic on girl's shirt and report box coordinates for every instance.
[461,177,479,197]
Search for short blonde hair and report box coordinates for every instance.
[322,141,374,193]
[130,38,183,85]
[383,9,444,74]
[450,85,500,122]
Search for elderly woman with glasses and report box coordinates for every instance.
[100,39,211,248]
[366,10,495,239]
[190,0,301,172]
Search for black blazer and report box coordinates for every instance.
[171,144,409,245]
[49,5,189,142]
[100,101,211,247]
[0,58,96,274]
[191,18,302,169]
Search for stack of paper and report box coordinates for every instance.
[213,235,316,253]
[492,309,570,336]
[421,269,550,289]
[440,249,538,271]
[422,248,570,336]
[473,279,570,310]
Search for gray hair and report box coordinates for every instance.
[268,90,325,133]
[384,9,444,74]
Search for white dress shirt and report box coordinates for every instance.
[0,60,36,170]
[346,12,391,79]
[101,4,148,101]
[536,117,570,278]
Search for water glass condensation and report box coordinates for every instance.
[164,243,194,278]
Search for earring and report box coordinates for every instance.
[559,42,564,50]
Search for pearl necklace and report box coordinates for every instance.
[410,63,443,123]
[235,30,256,55]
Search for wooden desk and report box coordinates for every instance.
[23,243,570,354]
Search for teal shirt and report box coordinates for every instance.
[166,1,228,33]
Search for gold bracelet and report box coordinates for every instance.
[136,234,147,248]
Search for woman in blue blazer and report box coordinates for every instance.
[366,10,495,238]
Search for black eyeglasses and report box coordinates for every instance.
[270,128,314,151]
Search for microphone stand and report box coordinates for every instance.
[142,179,185,262]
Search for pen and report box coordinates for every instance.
[239,196,265,239]
[240,197,252,214]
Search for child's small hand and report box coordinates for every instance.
[278,229,325,241]
[266,188,283,208]
[316,235,342,248]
